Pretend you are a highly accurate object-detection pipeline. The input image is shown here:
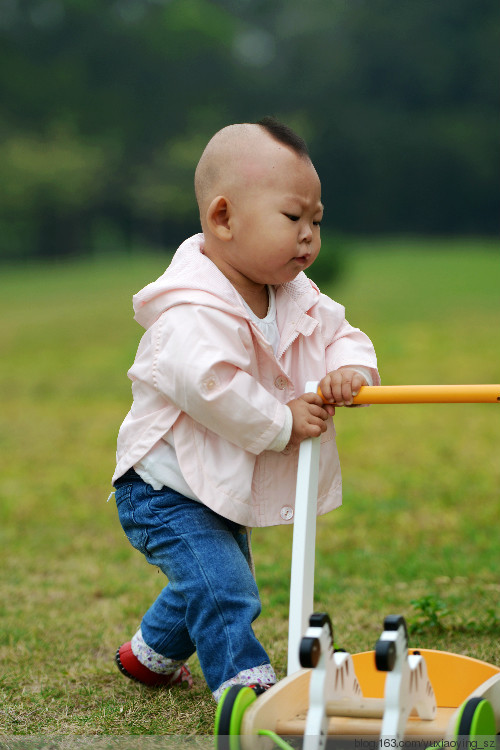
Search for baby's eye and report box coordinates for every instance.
[285,214,300,222]
[313,220,322,227]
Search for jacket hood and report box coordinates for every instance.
[133,233,320,330]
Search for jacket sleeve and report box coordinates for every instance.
[315,293,381,385]
[133,304,288,455]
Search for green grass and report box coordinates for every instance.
[1,237,499,737]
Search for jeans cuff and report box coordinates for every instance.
[212,663,277,702]
[131,628,186,675]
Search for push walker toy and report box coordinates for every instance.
[215,384,500,749]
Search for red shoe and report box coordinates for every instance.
[115,642,193,688]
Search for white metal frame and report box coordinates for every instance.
[287,381,321,676]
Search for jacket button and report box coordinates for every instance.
[280,505,294,521]
[274,376,288,390]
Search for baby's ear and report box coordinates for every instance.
[206,195,233,240]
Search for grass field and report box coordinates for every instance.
[0,237,499,739]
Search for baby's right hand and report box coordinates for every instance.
[287,393,330,446]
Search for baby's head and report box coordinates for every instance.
[195,118,323,296]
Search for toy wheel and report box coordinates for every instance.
[375,638,396,672]
[300,636,321,668]
[214,685,257,750]
[455,697,496,739]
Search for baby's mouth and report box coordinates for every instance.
[294,254,310,265]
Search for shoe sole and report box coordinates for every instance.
[115,646,192,689]
[115,647,141,683]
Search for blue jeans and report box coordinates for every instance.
[114,470,271,693]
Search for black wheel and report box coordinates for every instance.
[456,697,496,738]
[375,638,397,672]
[300,636,322,668]
[214,684,256,749]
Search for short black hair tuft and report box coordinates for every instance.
[257,116,310,157]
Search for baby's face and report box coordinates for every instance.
[229,147,323,287]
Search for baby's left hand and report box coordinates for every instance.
[319,367,369,411]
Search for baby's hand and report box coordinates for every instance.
[287,393,330,446]
[319,367,369,408]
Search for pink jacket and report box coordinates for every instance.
[113,234,380,527]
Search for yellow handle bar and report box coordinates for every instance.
[318,384,500,405]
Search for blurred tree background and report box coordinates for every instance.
[0,0,498,262]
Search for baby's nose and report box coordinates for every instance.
[299,224,313,242]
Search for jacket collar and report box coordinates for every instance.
[133,233,320,334]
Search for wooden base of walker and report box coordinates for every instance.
[240,648,500,741]
[215,616,500,750]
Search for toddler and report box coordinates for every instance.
[111,117,380,701]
